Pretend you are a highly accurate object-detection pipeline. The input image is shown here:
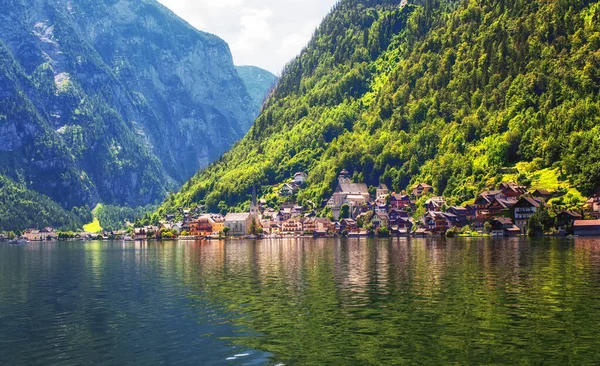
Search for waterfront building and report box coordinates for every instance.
[574,220,600,236]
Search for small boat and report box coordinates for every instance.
[123,235,134,241]
[9,238,29,245]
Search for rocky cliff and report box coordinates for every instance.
[236,66,278,113]
[0,0,260,208]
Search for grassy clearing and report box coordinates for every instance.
[83,204,103,233]
[83,217,102,233]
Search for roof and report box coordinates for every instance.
[501,182,527,190]
[533,189,551,195]
[574,220,600,227]
[493,217,514,225]
[413,183,433,189]
[338,182,369,194]
[480,190,503,198]
[378,184,389,190]
[426,197,446,204]
[346,194,368,201]
[518,196,542,208]
[559,210,583,218]
[490,197,518,209]
[376,212,389,220]
[225,213,251,221]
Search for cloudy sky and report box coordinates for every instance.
[157,0,339,75]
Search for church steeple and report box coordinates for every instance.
[250,185,259,218]
[338,168,350,183]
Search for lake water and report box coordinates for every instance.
[1,238,600,365]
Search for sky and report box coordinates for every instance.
[157,0,339,75]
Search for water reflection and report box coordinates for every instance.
[176,238,600,365]
[1,238,600,365]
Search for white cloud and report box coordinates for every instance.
[231,7,274,53]
[157,0,338,74]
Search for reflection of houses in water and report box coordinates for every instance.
[575,238,600,280]
[334,239,392,300]
[388,239,412,288]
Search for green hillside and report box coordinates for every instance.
[0,175,90,232]
[156,0,600,216]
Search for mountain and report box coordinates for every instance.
[236,66,278,112]
[156,0,600,217]
[0,0,257,211]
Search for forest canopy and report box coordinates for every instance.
[156,0,600,216]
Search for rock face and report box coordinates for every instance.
[236,66,278,112]
[0,0,258,208]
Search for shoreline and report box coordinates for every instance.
[2,233,594,244]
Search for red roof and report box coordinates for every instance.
[574,220,600,227]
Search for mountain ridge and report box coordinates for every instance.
[0,0,272,211]
[0,0,275,230]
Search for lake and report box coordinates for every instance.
[1,238,600,365]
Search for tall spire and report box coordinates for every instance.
[250,185,259,218]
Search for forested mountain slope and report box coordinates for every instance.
[156,0,600,215]
[0,0,259,211]
[0,175,90,232]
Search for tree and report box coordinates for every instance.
[223,227,231,237]
[484,222,492,234]
[250,218,262,236]
[340,204,350,219]
[528,205,554,236]
[377,226,390,237]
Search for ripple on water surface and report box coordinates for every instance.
[1,238,600,365]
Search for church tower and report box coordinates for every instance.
[338,169,351,184]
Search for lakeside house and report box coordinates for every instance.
[447,206,470,227]
[281,218,303,234]
[424,211,457,234]
[377,184,389,198]
[339,218,358,233]
[557,211,583,233]
[425,197,446,212]
[280,183,297,196]
[587,196,600,219]
[294,172,308,186]
[411,183,433,198]
[22,227,58,241]
[514,197,543,233]
[390,193,413,210]
[490,218,521,237]
[190,216,215,237]
[487,197,518,219]
[574,220,600,237]
[532,189,553,201]
[499,182,528,198]
[370,212,390,229]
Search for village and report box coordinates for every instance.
[4,168,599,243]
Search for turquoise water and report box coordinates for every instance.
[1,238,600,365]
